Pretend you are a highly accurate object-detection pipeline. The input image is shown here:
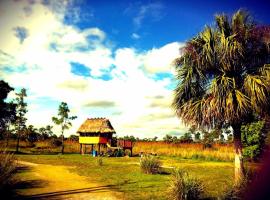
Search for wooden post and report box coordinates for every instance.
[80,144,82,154]
[98,144,100,156]
[84,144,86,154]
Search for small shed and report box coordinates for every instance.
[77,118,115,155]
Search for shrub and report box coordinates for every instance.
[0,151,17,190]
[114,149,124,157]
[140,155,161,174]
[51,138,62,147]
[167,168,203,200]
[241,121,265,160]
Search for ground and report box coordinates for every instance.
[15,161,122,200]
[12,154,235,200]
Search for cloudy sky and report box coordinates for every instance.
[1,0,269,138]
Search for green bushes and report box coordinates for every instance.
[241,121,265,160]
[0,151,17,190]
[140,155,161,174]
[167,169,203,200]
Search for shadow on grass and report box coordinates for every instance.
[23,181,136,200]
[2,165,48,200]
[4,164,136,200]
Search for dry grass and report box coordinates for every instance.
[133,142,234,162]
[2,139,234,161]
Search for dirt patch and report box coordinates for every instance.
[16,161,122,200]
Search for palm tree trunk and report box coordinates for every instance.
[232,124,244,185]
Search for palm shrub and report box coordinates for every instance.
[0,151,17,190]
[167,168,203,200]
[140,155,161,174]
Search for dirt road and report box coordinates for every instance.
[16,161,122,200]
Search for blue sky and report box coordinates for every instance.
[0,0,269,138]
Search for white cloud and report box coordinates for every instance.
[131,33,140,39]
[133,2,164,29]
[143,42,184,74]
[0,0,188,138]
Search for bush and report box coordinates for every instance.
[113,149,124,157]
[140,155,161,174]
[241,121,265,160]
[167,168,203,200]
[51,138,62,147]
[0,151,17,190]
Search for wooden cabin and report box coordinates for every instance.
[77,118,115,155]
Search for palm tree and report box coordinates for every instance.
[172,10,270,184]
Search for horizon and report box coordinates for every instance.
[1,0,270,138]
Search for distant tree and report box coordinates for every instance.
[52,102,77,154]
[0,80,16,145]
[180,132,193,143]
[69,134,79,141]
[172,10,270,184]
[172,136,179,143]
[163,134,173,143]
[25,125,39,143]
[39,125,53,140]
[202,130,215,149]
[194,132,201,142]
[14,88,27,153]
[152,136,158,142]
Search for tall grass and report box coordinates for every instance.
[1,140,234,161]
[140,155,161,174]
[0,150,17,190]
[167,168,204,200]
[134,142,234,162]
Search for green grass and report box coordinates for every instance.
[16,154,234,199]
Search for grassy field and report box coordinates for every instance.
[15,154,234,200]
[133,141,234,162]
[3,139,234,162]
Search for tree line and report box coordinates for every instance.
[0,80,76,153]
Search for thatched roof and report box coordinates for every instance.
[77,118,116,134]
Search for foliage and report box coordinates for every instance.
[0,80,16,141]
[180,132,193,143]
[39,125,53,140]
[194,132,201,142]
[241,120,265,160]
[172,9,270,183]
[51,138,63,147]
[52,102,77,154]
[163,134,173,143]
[118,135,137,142]
[202,130,215,149]
[140,155,161,174]
[69,134,79,141]
[14,88,28,153]
[167,168,204,200]
[113,149,124,157]
[0,151,17,190]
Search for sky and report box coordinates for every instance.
[0,0,270,138]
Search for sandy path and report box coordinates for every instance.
[16,161,122,200]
